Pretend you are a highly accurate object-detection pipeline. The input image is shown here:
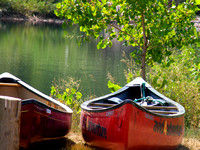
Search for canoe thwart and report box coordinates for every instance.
[0,83,21,87]
[143,106,178,110]
[88,106,108,109]
[89,103,116,107]
[148,110,178,114]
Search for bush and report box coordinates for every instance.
[148,47,199,128]
[50,77,83,132]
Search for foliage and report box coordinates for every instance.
[148,47,200,128]
[107,51,140,92]
[0,0,59,17]
[107,80,121,93]
[50,77,83,132]
[55,0,198,79]
[120,51,140,83]
[50,77,83,113]
[195,0,200,5]
[107,73,122,92]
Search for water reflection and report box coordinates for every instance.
[0,20,134,98]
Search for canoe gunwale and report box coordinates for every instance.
[81,77,185,118]
[22,99,72,115]
[82,99,184,118]
[0,72,73,114]
[18,80,73,113]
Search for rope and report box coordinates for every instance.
[134,96,165,106]
[134,83,165,105]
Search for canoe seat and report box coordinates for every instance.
[0,83,21,87]
[88,103,116,109]
[89,103,116,107]
[148,110,178,114]
[88,106,108,109]
[143,106,178,110]
[143,105,178,115]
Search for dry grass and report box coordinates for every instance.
[67,132,200,150]
[179,137,200,150]
[178,129,200,150]
[67,132,84,144]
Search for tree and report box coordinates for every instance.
[55,0,198,80]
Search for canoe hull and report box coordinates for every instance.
[0,72,73,148]
[20,100,72,148]
[81,100,184,150]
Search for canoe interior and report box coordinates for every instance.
[87,85,179,115]
[0,83,65,112]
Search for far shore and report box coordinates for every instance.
[0,10,64,24]
[0,16,64,24]
[1,14,200,32]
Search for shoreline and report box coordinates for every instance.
[0,10,64,24]
[0,16,64,24]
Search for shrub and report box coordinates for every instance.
[50,77,83,132]
[148,47,199,128]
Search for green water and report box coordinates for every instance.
[0,20,133,98]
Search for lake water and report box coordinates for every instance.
[0,20,134,99]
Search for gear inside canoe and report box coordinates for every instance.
[86,83,179,115]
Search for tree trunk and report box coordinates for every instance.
[141,53,146,80]
[0,96,21,150]
[141,12,147,80]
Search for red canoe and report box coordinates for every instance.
[81,77,185,150]
[0,72,73,148]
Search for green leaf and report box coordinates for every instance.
[76,92,82,100]
[50,86,56,96]
[71,88,76,95]
[97,40,103,49]
[195,0,200,5]
[117,36,124,41]
[108,41,113,47]
[66,88,70,93]
[198,63,200,69]
[127,72,133,83]
[56,3,62,9]
[130,52,136,58]
[107,80,121,93]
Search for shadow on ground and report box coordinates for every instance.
[176,145,190,150]
[19,138,190,150]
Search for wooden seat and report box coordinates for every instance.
[0,83,21,87]
[143,105,178,114]
[143,106,177,110]
[89,103,116,107]
[149,110,178,114]
[87,103,116,109]
[88,106,107,109]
